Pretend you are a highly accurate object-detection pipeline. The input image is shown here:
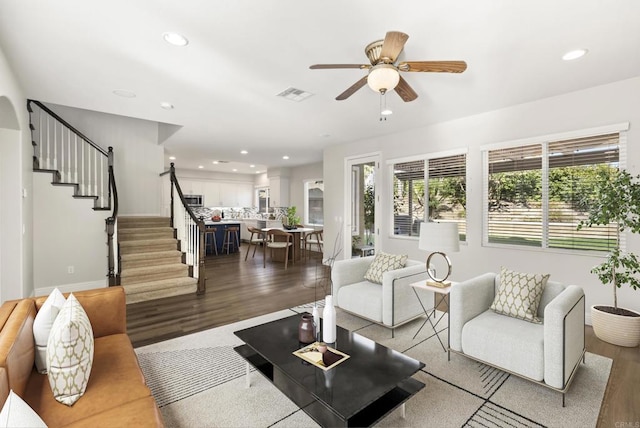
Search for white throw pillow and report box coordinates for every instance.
[33,288,66,373]
[363,252,408,284]
[0,390,47,427]
[490,267,550,323]
[46,293,94,406]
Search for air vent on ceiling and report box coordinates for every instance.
[276,87,314,102]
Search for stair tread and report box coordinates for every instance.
[119,238,177,246]
[120,250,182,261]
[120,263,188,277]
[122,277,198,293]
[118,227,174,233]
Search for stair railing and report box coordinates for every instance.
[27,99,119,286]
[106,147,119,285]
[161,163,206,294]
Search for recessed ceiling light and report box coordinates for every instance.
[250,164,255,168]
[232,168,237,172]
[562,49,588,61]
[112,89,136,98]
[198,165,204,169]
[212,161,219,164]
[283,155,290,160]
[163,32,189,47]
[240,150,248,155]
[255,171,261,174]
[160,102,174,110]
[169,156,176,160]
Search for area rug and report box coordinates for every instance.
[135,303,611,427]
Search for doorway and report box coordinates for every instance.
[0,95,22,302]
[345,153,380,259]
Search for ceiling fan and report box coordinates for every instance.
[310,31,467,102]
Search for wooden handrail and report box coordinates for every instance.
[106,146,119,286]
[163,163,206,294]
[27,99,108,156]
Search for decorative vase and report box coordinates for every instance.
[298,314,316,344]
[591,305,640,347]
[322,295,336,343]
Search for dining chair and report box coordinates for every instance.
[264,229,294,270]
[245,226,265,261]
[304,229,323,260]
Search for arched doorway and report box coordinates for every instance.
[0,95,22,302]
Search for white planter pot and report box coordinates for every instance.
[591,305,640,347]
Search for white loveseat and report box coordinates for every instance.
[331,256,428,332]
[449,272,586,405]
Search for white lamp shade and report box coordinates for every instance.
[419,222,460,253]
[367,64,400,92]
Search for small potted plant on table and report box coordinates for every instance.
[578,169,640,347]
[284,206,301,230]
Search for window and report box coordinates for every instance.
[304,180,324,225]
[257,187,269,213]
[485,133,620,251]
[392,153,466,240]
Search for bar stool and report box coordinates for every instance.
[205,227,218,255]
[245,226,265,261]
[222,226,240,254]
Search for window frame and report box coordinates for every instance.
[303,179,324,226]
[481,123,629,254]
[387,148,468,241]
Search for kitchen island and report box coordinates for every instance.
[204,220,242,255]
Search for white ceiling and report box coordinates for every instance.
[1,0,639,174]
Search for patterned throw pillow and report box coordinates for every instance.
[0,390,47,427]
[490,267,550,324]
[363,252,408,284]
[33,288,66,373]
[46,293,94,406]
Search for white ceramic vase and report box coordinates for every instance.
[591,305,640,347]
[322,296,336,343]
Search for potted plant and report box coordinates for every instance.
[284,206,301,230]
[578,169,640,347]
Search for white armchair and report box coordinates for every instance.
[449,272,586,405]
[331,256,429,332]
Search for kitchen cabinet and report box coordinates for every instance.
[203,181,220,207]
[237,183,254,207]
[269,177,289,207]
[180,179,203,196]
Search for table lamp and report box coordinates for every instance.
[418,222,460,287]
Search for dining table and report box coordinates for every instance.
[261,227,314,262]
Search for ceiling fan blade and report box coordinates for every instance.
[310,64,370,70]
[397,60,467,73]
[394,76,418,102]
[379,31,409,63]
[336,76,368,100]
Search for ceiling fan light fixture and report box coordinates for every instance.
[367,64,400,93]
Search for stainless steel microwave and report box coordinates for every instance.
[184,194,203,207]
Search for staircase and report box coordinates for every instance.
[119,216,198,304]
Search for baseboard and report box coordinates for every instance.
[585,312,592,326]
[34,279,107,297]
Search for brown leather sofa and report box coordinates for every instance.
[0,286,164,427]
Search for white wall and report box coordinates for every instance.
[45,103,164,215]
[0,47,33,301]
[324,76,640,319]
[32,172,109,292]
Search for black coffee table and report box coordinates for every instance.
[234,314,425,427]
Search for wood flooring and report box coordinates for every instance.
[126,250,639,428]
